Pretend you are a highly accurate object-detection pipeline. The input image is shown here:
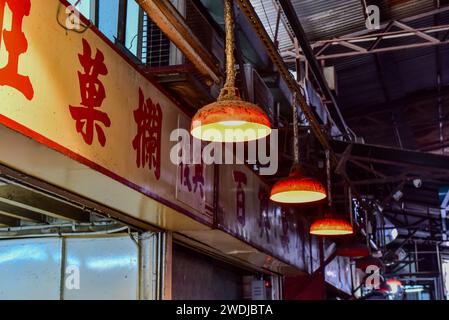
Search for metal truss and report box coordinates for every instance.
[280,6,449,62]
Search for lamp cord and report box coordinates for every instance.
[292,92,300,165]
[224,0,236,89]
[326,149,332,208]
[219,0,240,101]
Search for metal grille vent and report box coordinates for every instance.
[146,15,170,67]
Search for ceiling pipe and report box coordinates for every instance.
[135,0,221,84]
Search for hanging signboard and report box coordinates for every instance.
[0,0,306,271]
[0,0,353,290]
[0,0,214,223]
[217,164,309,271]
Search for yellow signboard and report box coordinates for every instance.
[0,0,352,291]
[0,0,213,224]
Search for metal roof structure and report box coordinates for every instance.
[251,0,449,154]
[248,1,449,277]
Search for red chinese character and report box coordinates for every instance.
[69,39,111,146]
[0,0,33,100]
[258,187,271,242]
[132,88,162,180]
[180,163,204,197]
[180,163,192,192]
[233,170,247,226]
[192,164,205,198]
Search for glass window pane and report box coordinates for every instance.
[125,0,140,56]
[67,0,91,19]
[98,0,119,42]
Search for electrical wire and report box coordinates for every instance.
[259,0,275,40]
[56,2,91,34]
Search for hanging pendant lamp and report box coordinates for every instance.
[191,0,271,143]
[269,93,326,204]
[386,279,403,294]
[270,165,327,204]
[309,151,353,236]
[310,212,354,236]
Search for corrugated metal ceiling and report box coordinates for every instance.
[251,0,449,50]
[249,0,449,153]
[290,0,366,41]
[250,0,294,53]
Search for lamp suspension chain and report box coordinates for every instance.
[348,186,354,226]
[223,0,236,93]
[292,92,300,165]
[190,0,271,144]
[326,149,332,208]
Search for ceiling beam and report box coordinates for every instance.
[327,5,449,40]
[0,185,90,222]
[331,140,449,173]
[280,22,449,61]
[135,0,220,84]
[312,39,449,61]
[0,201,46,223]
[0,214,20,227]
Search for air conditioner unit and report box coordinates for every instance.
[323,66,337,92]
[244,64,274,122]
[142,0,185,67]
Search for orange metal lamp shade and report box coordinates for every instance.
[190,0,271,143]
[386,279,402,288]
[310,215,354,236]
[270,175,327,204]
[191,99,271,143]
[386,279,403,294]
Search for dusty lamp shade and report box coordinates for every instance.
[310,214,354,236]
[190,0,271,143]
[191,89,271,143]
[336,242,370,258]
[309,151,354,236]
[269,89,326,204]
[270,166,327,204]
[386,279,402,288]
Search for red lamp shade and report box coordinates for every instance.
[310,215,353,236]
[336,242,370,258]
[386,279,402,288]
[191,99,271,143]
[386,279,403,294]
[270,176,327,204]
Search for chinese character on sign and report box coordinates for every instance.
[132,88,162,180]
[258,187,271,242]
[233,170,247,226]
[192,164,205,198]
[180,163,192,192]
[180,163,205,198]
[0,0,34,100]
[69,39,111,147]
